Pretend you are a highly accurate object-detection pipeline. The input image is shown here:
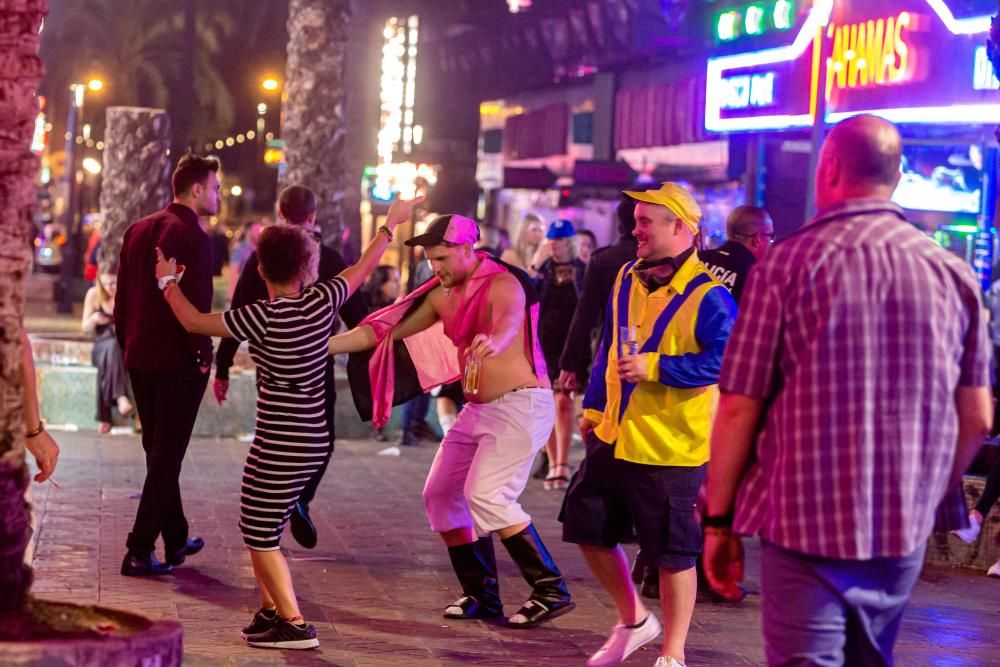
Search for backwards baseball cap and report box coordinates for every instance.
[546,219,576,239]
[623,182,702,234]
[405,214,480,247]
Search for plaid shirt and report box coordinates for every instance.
[721,199,992,560]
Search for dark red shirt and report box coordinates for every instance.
[115,202,214,372]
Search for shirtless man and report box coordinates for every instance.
[328,213,574,628]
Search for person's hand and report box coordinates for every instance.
[213,378,229,405]
[579,415,598,439]
[25,430,59,483]
[530,240,553,269]
[154,247,185,283]
[93,311,112,326]
[558,370,577,393]
[466,333,501,359]
[617,354,649,383]
[703,527,746,602]
[385,195,426,231]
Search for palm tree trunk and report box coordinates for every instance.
[281,0,352,248]
[172,0,197,158]
[0,0,48,612]
[98,107,173,267]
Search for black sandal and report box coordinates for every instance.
[543,463,571,491]
[506,598,576,628]
[443,595,504,620]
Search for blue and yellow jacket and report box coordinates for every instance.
[583,252,737,466]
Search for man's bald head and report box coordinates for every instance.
[816,115,903,210]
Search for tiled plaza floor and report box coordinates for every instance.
[27,431,1000,666]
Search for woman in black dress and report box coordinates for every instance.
[533,220,585,490]
[81,262,133,433]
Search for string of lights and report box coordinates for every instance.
[55,127,276,155]
[200,128,276,153]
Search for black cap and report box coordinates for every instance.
[405,214,480,247]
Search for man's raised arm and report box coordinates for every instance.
[328,289,441,356]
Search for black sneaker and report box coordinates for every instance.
[241,608,277,639]
[246,619,319,649]
[289,502,318,549]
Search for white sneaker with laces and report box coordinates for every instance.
[987,559,1000,578]
[652,657,685,667]
[586,613,662,667]
[951,512,983,543]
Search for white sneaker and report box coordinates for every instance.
[951,512,983,543]
[987,559,1000,578]
[586,613,662,667]
[653,657,685,667]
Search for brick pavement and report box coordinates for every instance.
[27,431,1000,666]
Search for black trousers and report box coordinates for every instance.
[126,366,208,557]
[976,454,1000,517]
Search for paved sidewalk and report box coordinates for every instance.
[28,431,1000,666]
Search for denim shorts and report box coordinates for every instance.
[560,431,706,570]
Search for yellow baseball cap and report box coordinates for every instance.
[623,182,702,234]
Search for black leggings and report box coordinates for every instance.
[976,454,1000,517]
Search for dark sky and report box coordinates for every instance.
[40,1,289,160]
[37,0,492,209]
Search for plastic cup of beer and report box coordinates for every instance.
[619,326,639,357]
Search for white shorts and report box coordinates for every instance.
[422,388,554,533]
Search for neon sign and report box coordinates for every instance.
[973,46,999,91]
[720,72,777,109]
[715,0,797,42]
[826,12,913,93]
[705,0,1000,132]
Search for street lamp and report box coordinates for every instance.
[57,78,104,313]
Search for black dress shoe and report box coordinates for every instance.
[290,502,317,549]
[166,537,205,566]
[121,552,173,577]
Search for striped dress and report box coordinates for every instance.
[222,276,349,551]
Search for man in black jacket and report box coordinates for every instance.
[214,185,368,548]
[556,197,638,392]
[699,205,773,304]
[116,154,220,576]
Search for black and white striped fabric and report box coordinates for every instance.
[222,276,349,551]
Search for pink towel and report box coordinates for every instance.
[361,278,459,428]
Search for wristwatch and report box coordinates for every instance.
[377,225,394,242]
